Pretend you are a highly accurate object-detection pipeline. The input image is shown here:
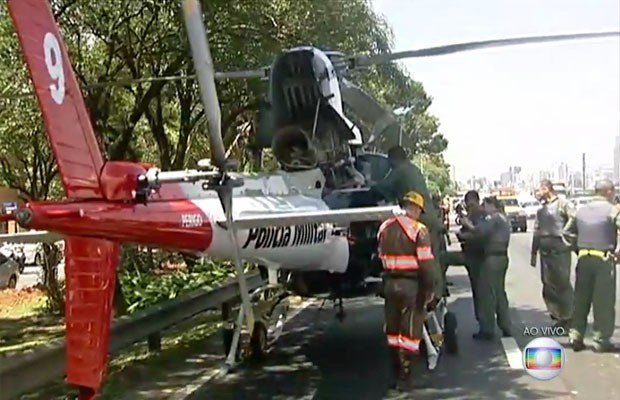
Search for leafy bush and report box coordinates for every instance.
[119,259,248,314]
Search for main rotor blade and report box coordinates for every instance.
[182,0,226,169]
[352,31,620,67]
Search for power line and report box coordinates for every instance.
[0,65,274,101]
[0,74,198,101]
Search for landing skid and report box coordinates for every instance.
[421,297,458,371]
[221,282,290,370]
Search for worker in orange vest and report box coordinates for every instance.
[378,191,439,391]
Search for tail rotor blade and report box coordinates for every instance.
[182,0,226,169]
[351,31,620,68]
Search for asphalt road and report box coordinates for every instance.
[185,220,620,400]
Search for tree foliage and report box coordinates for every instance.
[414,154,455,196]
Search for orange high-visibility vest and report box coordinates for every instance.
[377,216,433,271]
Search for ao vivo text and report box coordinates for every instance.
[523,326,566,337]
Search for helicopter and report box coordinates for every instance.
[1,0,619,398]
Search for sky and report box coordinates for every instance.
[370,0,620,181]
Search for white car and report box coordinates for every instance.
[0,248,20,289]
[520,200,541,219]
[571,196,594,210]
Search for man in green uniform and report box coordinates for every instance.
[370,146,440,230]
[563,179,619,352]
[370,145,446,295]
[456,190,487,323]
[530,179,575,330]
[460,196,512,340]
[432,192,451,288]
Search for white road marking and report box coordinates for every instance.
[501,337,524,369]
[169,297,317,400]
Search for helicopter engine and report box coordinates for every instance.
[269,47,362,190]
[271,125,319,171]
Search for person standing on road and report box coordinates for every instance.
[460,196,512,340]
[563,179,619,353]
[378,191,438,390]
[456,190,486,323]
[433,192,451,291]
[530,179,575,330]
[370,145,446,294]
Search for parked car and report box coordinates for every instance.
[22,243,44,265]
[497,196,528,232]
[572,196,594,210]
[0,248,20,289]
[0,243,26,273]
[519,200,541,219]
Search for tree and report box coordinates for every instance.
[0,0,454,312]
[415,154,454,196]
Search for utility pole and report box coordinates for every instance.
[582,152,586,190]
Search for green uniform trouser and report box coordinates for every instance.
[430,230,446,296]
[540,246,573,321]
[436,233,448,290]
[464,253,484,322]
[569,255,617,342]
[476,255,512,334]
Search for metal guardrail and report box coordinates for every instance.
[0,272,264,400]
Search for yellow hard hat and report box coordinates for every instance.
[402,191,425,210]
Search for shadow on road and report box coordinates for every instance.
[192,290,571,400]
[0,311,64,356]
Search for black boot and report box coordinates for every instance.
[593,340,618,353]
[389,348,401,387]
[398,353,430,391]
[569,338,585,351]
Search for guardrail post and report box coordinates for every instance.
[147,332,162,353]
[221,301,231,322]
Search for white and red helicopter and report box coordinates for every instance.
[1,0,619,398]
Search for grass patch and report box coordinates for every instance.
[0,288,64,356]
[0,288,46,319]
[19,313,223,400]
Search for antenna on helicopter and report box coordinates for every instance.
[182,0,253,369]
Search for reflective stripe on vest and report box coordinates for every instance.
[416,245,433,261]
[378,216,429,270]
[377,217,397,241]
[377,216,420,242]
[386,333,421,353]
[394,216,420,242]
[381,255,419,270]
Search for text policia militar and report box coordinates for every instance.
[242,223,329,249]
[523,326,566,337]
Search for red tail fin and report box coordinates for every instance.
[8,0,104,199]
[9,3,120,397]
[64,237,119,398]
